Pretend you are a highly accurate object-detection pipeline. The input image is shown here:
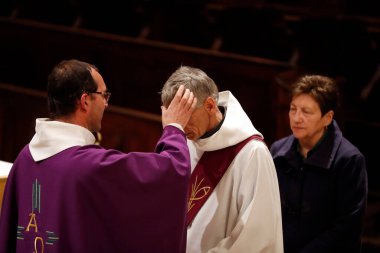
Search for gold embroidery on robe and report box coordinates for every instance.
[188,175,211,212]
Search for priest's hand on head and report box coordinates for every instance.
[161,85,197,129]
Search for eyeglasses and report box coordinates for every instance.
[87,91,111,102]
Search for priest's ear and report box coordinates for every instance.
[79,93,89,110]
[204,96,217,112]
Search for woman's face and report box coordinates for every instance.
[289,93,332,146]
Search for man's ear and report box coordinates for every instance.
[204,97,217,112]
[79,93,89,110]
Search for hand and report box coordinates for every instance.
[161,85,197,129]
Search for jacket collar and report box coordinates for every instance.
[275,120,343,170]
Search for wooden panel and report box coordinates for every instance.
[0,17,291,145]
[99,106,162,153]
[0,84,47,163]
[0,82,162,162]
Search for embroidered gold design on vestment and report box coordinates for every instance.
[188,175,211,212]
[16,178,59,251]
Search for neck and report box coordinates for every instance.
[201,109,224,139]
[298,145,309,158]
[298,128,328,158]
[55,114,87,129]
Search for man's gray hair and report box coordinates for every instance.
[161,66,219,107]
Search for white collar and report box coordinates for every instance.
[192,91,262,151]
[29,118,96,161]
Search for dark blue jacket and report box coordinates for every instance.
[270,120,367,253]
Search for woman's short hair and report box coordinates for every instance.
[291,74,340,115]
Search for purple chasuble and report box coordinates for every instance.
[0,126,190,253]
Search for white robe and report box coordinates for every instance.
[186,91,283,253]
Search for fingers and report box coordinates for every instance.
[186,91,197,111]
[179,88,192,109]
[179,89,196,113]
[169,85,186,107]
[161,85,197,129]
[191,96,197,110]
[166,85,194,111]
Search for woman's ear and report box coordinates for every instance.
[324,110,334,126]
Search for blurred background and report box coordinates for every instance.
[0,0,379,251]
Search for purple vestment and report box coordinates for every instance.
[0,126,190,253]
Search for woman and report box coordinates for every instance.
[270,75,367,253]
